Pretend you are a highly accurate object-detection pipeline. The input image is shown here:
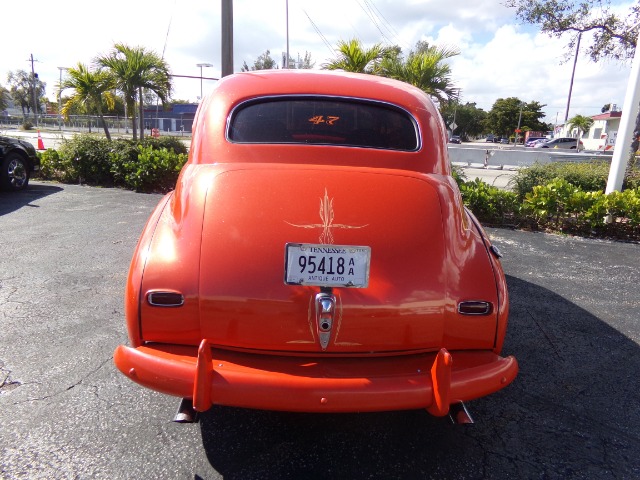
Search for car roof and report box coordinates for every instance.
[189,70,450,175]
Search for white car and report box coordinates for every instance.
[534,137,583,149]
[525,137,547,147]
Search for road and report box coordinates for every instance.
[1,182,639,479]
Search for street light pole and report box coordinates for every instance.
[196,63,213,101]
[514,102,524,145]
[57,67,68,130]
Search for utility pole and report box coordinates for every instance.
[28,54,39,127]
[221,0,234,77]
[564,33,582,123]
[285,0,290,69]
[514,102,524,145]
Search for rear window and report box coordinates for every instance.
[228,97,419,151]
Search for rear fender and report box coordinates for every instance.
[125,192,173,347]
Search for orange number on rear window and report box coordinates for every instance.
[308,115,340,126]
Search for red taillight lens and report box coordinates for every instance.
[458,301,492,315]
[147,291,184,307]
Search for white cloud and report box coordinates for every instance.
[1,0,633,122]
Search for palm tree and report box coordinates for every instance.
[380,45,460,105]
[322,38,391,74]
[97,43,172,141]
[60,63,115,140]
[567,114,594,152]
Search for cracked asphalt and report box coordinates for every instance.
[1,181,639,479]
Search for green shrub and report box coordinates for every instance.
[35,149,61,181]
[624,167,640,190]
[522,178,595,229]
[57,134,115,185]
[460,178,519,225]
[511,161,612,199]
[109,139,141,187]
[456,174,639,239]
[451,164,466,187]
[113,145,187,193]
[43,134,189,192]
[521,178,640,237]
[142,136,189,155]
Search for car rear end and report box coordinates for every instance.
[114,71,517,416]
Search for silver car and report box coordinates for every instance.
[534,137,583,149]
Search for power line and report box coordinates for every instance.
[367,0,399,38]
[303,9,335,56]
[161,0,176,59]
[356,0,411,52]
[357,0,391,45]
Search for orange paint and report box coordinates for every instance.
[114,70,517,415]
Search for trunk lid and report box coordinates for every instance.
[198,165,485,353]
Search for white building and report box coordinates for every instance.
[555,108,622,151]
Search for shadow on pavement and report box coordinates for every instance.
[0,182,63,216]
[197,275,640,479]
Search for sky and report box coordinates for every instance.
[1,0,636,124]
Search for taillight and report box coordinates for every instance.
[147,291,184,307]
[458,301,492,315]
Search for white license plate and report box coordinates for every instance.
[284,243,371,288]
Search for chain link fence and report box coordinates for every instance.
[0,113,194,136]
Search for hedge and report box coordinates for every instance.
[35,139,640,240]
[36,134,188,193]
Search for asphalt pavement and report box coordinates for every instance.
[1,182,639,479]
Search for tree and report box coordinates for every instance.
[60,63,116,140]
[506,1,639,186]
[0,84,8,112]
[380,43,460,105]
[97,43,172,141]
[286,51,315,69]
[485,98,549,137]
[440,102,488,139]
[566,114,594,151]
[322,38,391,74]
[241,50,279,71]
[6,70,47,117]
[505,0,638,62]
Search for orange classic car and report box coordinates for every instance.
[114,70,517,422]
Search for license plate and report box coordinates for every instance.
[284,243,371,288]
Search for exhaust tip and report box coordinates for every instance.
[448,401,474,425]
[173,398,199,423]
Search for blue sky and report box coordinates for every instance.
[1,0,636,123]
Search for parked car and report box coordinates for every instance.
[499,138,509,144]
[449,135,461,144]
[114,70,518,420]
[525,136,547,147]
[534,137,583,149]
[0,136,39,191]
[485,135,496,142]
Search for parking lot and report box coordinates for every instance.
[1,182,639,479]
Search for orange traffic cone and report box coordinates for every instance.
[37,130,45,150]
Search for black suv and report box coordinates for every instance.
[0,136,40,191]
